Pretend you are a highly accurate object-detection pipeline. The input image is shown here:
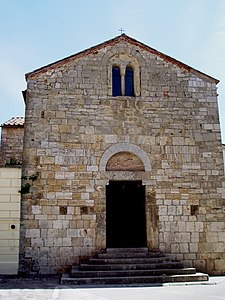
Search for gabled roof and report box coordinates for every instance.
[1,117,25,127]
[26,34,219,84]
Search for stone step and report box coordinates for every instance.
[90,256,174,265]
[98,252,163,259]
[106,247,149,253]
[71,267,197,278]
[61,248,209,286]
[80,261,183,271]
[61,273,209,285]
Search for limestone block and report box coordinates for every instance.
[40,156,55,164]
[206,232,218,242]
[203,124,213,130]
[87,166,98,172]
[186,222,194,232]
[171,243,180,253]
[59,125,71,133]
[199,242,214,253]
[31,238,44,247]
[67,229,79,237]
[32,206,42,215]
[213,242,225,252]
[67,207,74,215]
[53,220,69,229]
[172,137,184,145]
[71,237,84,246]
[217,188,225,199]
[168,206,176,215]
[158,206,168,216]
[215,259,225,270]
[104,135,118,143]
[175,232,190,243]
[47,229,58,237]
[176,206,183,215]
[39,220,52,229]
[194,260,206,271]
[35,214,47,220]
[180,243,189,253]
[210,222,225,232]
[61,238,72,247]
[177,222,185,232]
[190,242,198,253]
[218,232,225,242]
[25,229,40,238]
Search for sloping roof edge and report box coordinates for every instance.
[1,117,25,127]
[25,34,219,84]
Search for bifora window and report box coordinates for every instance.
[112,65,134,97]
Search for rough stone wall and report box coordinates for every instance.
[0,127,24,166]
[20,38,225,275]
[223,144,225,173]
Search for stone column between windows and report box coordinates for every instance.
[120,64,126,96]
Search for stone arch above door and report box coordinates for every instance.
[106,152,144,171]
[99,143,151,172]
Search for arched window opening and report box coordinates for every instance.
[112,66,121,96]
[125,67,134,96]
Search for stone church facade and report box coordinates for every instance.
[19,34,225,275]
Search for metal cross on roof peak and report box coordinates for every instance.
[119,28,125,35]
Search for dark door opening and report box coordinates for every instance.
[106,180,147,248]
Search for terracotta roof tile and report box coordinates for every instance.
[2,117,25,127]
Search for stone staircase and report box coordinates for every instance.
[61,248,209,286]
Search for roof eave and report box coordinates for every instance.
[25,34,125,80]
[1,124,24,128]
[25,34,219,84]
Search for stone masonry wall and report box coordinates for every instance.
[223,144,225,173]
[20,37,225,274]
[0,127,24,166]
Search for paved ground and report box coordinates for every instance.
[0,276,225,300]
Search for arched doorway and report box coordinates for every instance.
[97,143,158,251]
[102,146,149,248]
[106,180,146,248]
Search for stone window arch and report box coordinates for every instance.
[108,54,140,97]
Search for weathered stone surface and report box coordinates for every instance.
[0,126,24,166]
[106,152,145,171]
[19,35,225,275]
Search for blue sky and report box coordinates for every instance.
[0,0,224,142]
